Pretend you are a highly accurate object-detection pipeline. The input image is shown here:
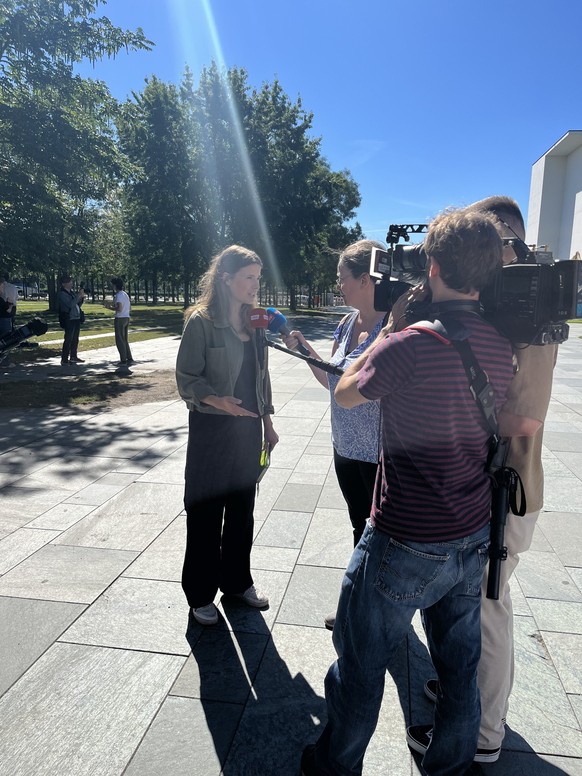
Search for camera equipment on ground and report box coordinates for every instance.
[370,224,581,345]
[0,317,48,357]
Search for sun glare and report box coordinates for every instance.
[169,0,281,286]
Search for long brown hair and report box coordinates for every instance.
[184,245,263,324]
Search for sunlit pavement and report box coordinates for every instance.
[0,318,581,776]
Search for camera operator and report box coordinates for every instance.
[300,209,515,776]
[58,276,86,366]
[417,196,558,763]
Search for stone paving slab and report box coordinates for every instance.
[0,320,581,775]
[52,481,184,551]
[0,526,61,575]
[123,696,243,776]
[61,576,192,655]
[0,597,86,696]
[0,643,184,776]
[0,543,138,603]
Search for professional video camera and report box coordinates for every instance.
[370,224,582,345]
[0,317,48,357]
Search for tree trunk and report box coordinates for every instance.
[47,272,57,312]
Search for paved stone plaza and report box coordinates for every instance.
[0,316,581,775]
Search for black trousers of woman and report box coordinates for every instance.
[182,411,261,609]
[333,449,378,547]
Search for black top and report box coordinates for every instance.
[233,339,259,416]
[0,296,12,318]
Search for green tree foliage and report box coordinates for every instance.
[1,4,362,305]
[0,0,151,299]
[181,64,362,303]
[117,75,205,303]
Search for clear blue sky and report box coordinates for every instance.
[78,0,582,244]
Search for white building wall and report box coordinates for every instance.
[526,131,582,260]
[562,145,582,257]
[526,158,544,242]
[573,191,582,258]
[527,156,565,254]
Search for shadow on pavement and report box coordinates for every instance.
[186,601,326,776]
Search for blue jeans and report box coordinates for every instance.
[314,521,490,776]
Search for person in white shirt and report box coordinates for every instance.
[111,277,134,365]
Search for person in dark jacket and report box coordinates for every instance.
[57,276,85,365]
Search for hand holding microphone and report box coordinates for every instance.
[281,329,309,353]
[266,307,310,356]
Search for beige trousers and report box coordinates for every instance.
[477,509,540,749]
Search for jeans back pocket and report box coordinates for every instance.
[374,538,450,603]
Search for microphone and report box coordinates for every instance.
[265,307,310,356]
[249,308,269,369]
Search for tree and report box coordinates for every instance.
[190,65,363,304]
[247,80,361,304]
[0,0,152,304]
[117,75,205,304]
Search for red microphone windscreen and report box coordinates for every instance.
[249,308,269,329]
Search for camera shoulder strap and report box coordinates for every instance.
[451,338,499,438]
[407,319,526,515]
[450,337,525,516]
[408,319,497,435]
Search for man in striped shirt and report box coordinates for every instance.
[301,208,515,776]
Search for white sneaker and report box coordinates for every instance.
[235,585,269,609]
[192,603,218,625]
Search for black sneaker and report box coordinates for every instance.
[406,724,433,755]
[324,612,336,631]
[406,724,501,764]
[70,356,84,363]
[424,678,439,702]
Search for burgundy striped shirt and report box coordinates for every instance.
[357,313,514,541]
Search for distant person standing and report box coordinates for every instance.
[0,277,14,336]
[111,277,134,365]
[58,276,85,365]
[1,272,18,330]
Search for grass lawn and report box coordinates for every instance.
[10,301,335,363]
[9,299,580,367]
[10,301,186,362]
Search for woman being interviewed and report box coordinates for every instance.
[176,245,278,626]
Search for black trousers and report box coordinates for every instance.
[333,449,378,546]
[62,319,80,361]
[182,411,261,608]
